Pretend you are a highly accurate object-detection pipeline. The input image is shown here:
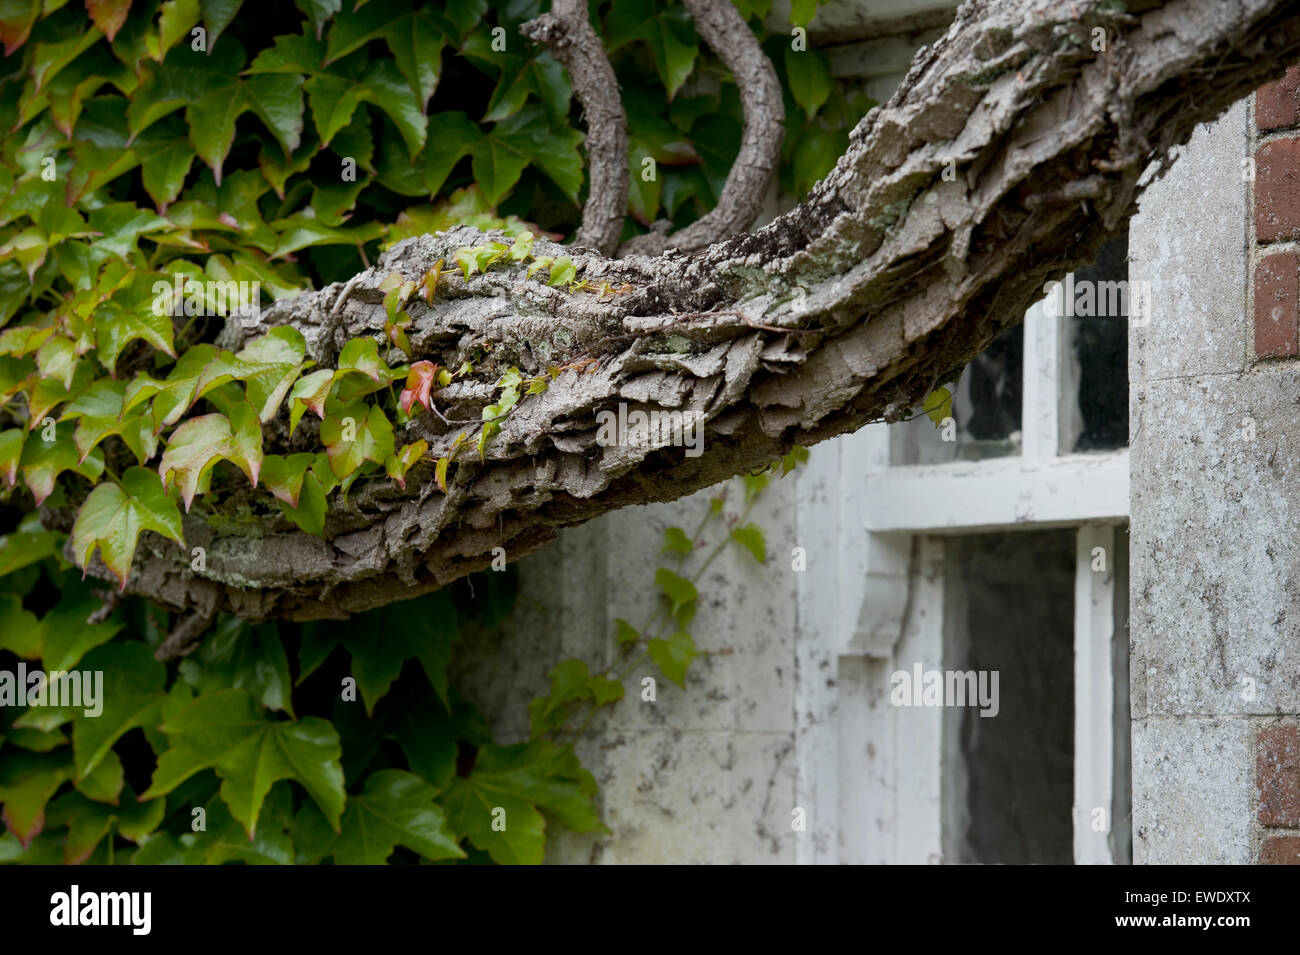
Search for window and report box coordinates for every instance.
[840,240,1132,864]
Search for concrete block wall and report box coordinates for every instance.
[1130,80,1300,865]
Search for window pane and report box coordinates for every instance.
[889,323,1023,465]
[1060,236,1131,452]
[940,530,1075,864]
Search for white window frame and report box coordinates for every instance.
[794,297,1129,865]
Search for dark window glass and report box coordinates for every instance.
[1062,236,1130,452]
[941,531,1075,864]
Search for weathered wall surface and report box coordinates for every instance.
[1129,92,1300,864]
[450,474,802,863]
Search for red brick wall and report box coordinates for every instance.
[1254,68,1300,360]
[1252,74,1300,864]
[1257,723,1300,864]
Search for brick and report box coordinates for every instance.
[1255,138,1300,243]
[1254,252,1299,359]
[1260,835,1300,864]
[1257,725,1300,826]
[1257,66,1300,131]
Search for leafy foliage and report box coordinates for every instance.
[0,0,843,864]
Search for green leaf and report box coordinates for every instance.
[260,451,315,507]
[38,585,123,672]
[547,256,576,287]
[648,629,697,688]
[420,110,480,196]
[382,694,473,788]
[790,0,820,27]
[73,748,124,805]
[0,751,72,847]
[482,50,570,124]
[0,516,61,580]
[279,466,328,535]
[299,589,458,714]
[319,400,393,480]
[86,202,171,259]
[661,525,693,555]
[201,0,246,45]
[614,617,638,648]
[5,725,68,754]
[135,786,294,864]
[731,523,767,563]
[303,72,364,146]
[442,740,602,865]
[297,0,342,39]
[178,617,295,716]
[790,123,846,198]
[46,786,167,864]
[324,1,447,110]
[287,368,333,435]
[129,39,303,184]
[0,594,42,659]
[151,0,201,61]
[143,688,345,838]
[784,46,833,119]
[529,659,592,737]
[293,769,464,864]
[742,471,768,502]
[86,0,131,42]
[0,427,23,486]
[471,134,531,208]
[235,326,309,422]
[71,466,184,590]
[654,567,697,625]
[605,0,699,99]
[356,59,427,156]
[333,336,398,399]
[923,386,953,427]
[19,428,105,506]
[94,296,177,375]
[158,403,263,511]
[385,439,427,489]
[61,379,156,466]
[124,343,221,432]
[69,642,169,781]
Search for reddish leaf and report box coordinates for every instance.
[86,0,132,43]
[0,0,39,55]
[400,361,438,415]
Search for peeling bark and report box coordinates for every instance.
[65,0,1300,621]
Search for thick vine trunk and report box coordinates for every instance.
[71,0,1300,622]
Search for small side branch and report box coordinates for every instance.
[155,610,215,662]
[522,0,629,256]
[620,0,784,256]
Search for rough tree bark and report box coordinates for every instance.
[61,0,1300,626]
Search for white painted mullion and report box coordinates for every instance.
[1073,523,1116,864]
[1022,298,1060,463]
[893,536,946,863]
[865,450,1130,533]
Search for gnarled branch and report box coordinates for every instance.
[57,0,1300,622]
[522,0,629,255]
